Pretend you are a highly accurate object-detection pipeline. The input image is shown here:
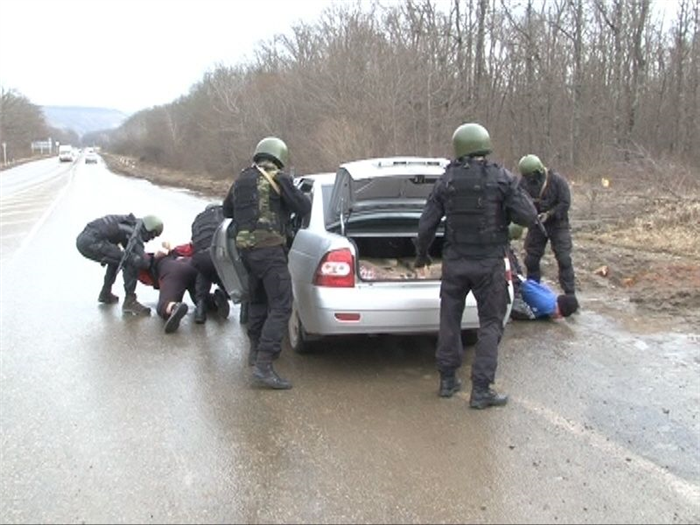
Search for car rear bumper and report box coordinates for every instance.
[295,281,487,336]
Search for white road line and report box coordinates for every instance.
[0,231,25,240]
[517,397,700,505]
[0,218,36,227]
[8,171,74,262]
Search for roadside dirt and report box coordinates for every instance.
[101,153,700,328]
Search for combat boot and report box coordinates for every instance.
[469,386,508,409]
[194,301,207,324]
[438,373,462,398]
[164,302,188,334]
[98,288,119,304]
[252,362,292,390]
[122,293,151,316]
[213,288,230,320]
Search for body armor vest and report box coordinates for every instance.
[233,166,285,248]
[88,213,136,244]
[191,206,223,253]
[445,161,508,255]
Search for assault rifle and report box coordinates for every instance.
[116,220,143,274]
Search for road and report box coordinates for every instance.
[1,156,698,524]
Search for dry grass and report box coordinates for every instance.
[595,200,700,258]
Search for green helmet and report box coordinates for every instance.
[141,215,164,237]
[508,223,524,240]
[452,123,492,158]
[253,137,289,169]
[518,154,545,176]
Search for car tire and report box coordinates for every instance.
[461,329,478,346]
[287,303,314,354]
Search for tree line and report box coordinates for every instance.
[5,0,699,182]
[0,89,79,163]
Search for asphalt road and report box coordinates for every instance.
[1,156,698,523]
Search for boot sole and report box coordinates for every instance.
[469,398,508,409]
[164,303,188,333]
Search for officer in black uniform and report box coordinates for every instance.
[415,123,537,409]
[190,203,229,324]
[76,213,164,316]
[518,154,577,297]
[222,137,311,390]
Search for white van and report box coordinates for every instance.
[58,145,73,162]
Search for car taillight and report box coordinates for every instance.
[313,248,355,288]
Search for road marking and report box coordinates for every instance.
[0,218,36,227]
[518,397,700,505]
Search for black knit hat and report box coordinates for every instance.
[557,294,579,317]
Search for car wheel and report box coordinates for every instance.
[287,303,313,354]
[461,329,478,346]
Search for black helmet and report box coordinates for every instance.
[452,123,492,158]
[253,137,289,169]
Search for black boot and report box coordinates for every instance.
[98,288,119,304]
[469,386,508,409]
[164,302,188,334]
[194,301,207,324]
[213,288,230,319]
[438,373,462,398]
[252,361,292,390]
[122,293,151,316]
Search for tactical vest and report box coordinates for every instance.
[191,206,223,253]
[445,160,508,256]
[233,166,285,249]
[88,213,136,244]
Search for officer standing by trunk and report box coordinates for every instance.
[518,154,577,297]
[414,123,537,409]
[223,137,311,390]
[76,213,163,316]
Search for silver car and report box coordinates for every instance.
[212,157,514,352]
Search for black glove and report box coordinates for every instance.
[414,253,432,269]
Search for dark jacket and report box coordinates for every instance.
[417,157,537,260]
[518,169,571,225]
[222,164,311,249]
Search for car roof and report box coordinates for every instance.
[295,172,335,184]
[338,156,449,180]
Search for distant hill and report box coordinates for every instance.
[42,106,129,137]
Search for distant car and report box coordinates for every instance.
[85,152,99,164]
[211,157,514,353]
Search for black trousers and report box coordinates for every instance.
[76,226,137,294]
[437,257,509,389]
[241,245,292,363]
[154,257,197,319]
[524,223,576,294]
[191,251,226,305]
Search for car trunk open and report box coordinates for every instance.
[327,216,445,282]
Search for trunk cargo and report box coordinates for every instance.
[350,235,444,282]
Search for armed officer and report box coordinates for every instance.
[190,203,229,324]
[223,137,311,390]
[518,154,577,297]
[415,123,537,409]
[76,213,164,315]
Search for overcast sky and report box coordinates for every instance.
[0,0,680,116]
[0,0,369,114]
